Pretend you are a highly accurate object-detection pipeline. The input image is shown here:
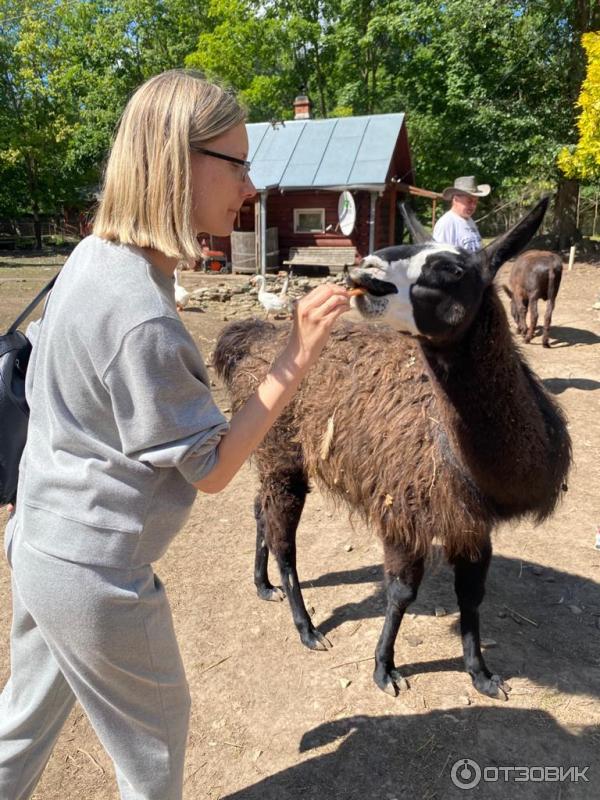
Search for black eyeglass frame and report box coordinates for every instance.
[191,147,251,171]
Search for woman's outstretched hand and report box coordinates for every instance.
[283,283,350,372]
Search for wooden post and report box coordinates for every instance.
[568,245,576,271]
[254,200,260,274]
[431,198,437,230]
[260,191,267,276]
[593,192,598,239]
[368,191,377,253]
[388,186,397,245]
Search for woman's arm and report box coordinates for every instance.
[194,283,349,493]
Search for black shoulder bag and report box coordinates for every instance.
[0,274,58,505]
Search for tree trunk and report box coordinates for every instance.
[32,202,43,250]
[553,178,582,249]
[24,153,43,250]
[312,43,328,118]
[576,0,600,33]
[553,1,600,250]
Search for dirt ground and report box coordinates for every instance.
[1,251,599,799]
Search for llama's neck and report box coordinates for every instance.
[420,288,568,518]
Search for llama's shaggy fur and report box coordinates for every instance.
[214,200,571,699]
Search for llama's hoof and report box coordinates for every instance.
[542,340,550,348]
[256,585,286,602]
[300,627,332,651]
[374,667,409,697]
[473,673,511,700]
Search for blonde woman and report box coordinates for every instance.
[0,70,350,800]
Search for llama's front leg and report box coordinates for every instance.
[452,539,510,700]
[254,495,284,602]
[259,475,331,651]
[373,545,424,696]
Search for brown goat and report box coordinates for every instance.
[503,249,563,347]
[214,199,571,700]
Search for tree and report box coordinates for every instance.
[330,0,597,239]
[367,1,589,194]
[558,31,600,181]
[544,1,599,246]
[0,0,80,245]
[1,0,598,240]
[0,0,211,243]
[185,0,337,121]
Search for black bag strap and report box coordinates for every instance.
[6,272,59,335]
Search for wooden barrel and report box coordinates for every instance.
[231,229,279,273]
[231,231,256,273]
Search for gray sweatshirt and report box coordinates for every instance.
[14,235,229,568]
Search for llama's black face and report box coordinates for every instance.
[348,197,550,341]
[348,244,488,340]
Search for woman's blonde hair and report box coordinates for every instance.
[93,69,246,261]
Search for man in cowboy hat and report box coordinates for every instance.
[432,176,491,253]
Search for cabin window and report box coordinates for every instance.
[294,208,325,233]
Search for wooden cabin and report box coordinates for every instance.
[206,100,416,274]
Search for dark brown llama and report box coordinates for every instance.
[214,199,571,699]
[503,249,563,347]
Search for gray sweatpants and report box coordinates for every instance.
[0,522,191,800]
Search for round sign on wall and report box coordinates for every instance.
[338,190,356,235]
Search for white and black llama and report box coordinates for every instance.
[214,198,571,699]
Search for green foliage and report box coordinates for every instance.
[0,0,209,221]
[185,0,336,120]
[184,0,598,198]
[558,32,600,180]
[0,0,599,225]
[364,0,593,193]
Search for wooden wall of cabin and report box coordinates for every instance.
[198,185,404,265]
[264,190,363,259]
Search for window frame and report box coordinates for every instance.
[293,208,326,234]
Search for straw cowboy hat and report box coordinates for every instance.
[442,176,491,201]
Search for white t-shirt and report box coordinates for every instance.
[432,210,482,253]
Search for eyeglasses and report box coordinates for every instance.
[191,147,252,180]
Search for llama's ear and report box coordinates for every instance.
[399,202,433,244]
[483,196,550,276]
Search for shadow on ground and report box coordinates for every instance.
[291,551,600,701]
[223,708,598,799]
[543,377,600,393]
[543,325,600,347]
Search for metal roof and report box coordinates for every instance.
[246,113,406,193]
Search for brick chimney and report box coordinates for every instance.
[293,92,313,120]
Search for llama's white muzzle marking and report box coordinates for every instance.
[349,256,419,333]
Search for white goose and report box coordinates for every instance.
[253,274,290,318]
[173,266,190,311]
